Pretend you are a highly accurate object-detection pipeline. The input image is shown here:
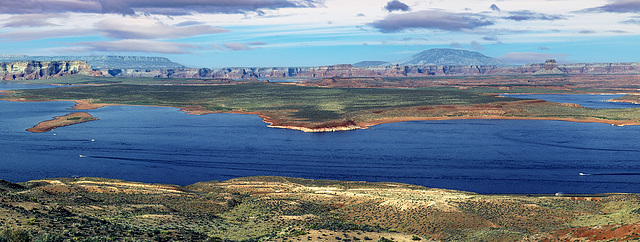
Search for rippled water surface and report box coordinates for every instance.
[2,85,639,194]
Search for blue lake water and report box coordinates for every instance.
[2,85,640,194]
[0,82,60,90]
[503,94,638,109]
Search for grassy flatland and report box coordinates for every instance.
[3,82,516,122]
[5,82,640,130]
[10,75,254,85]
[1,176,639,241]
[306,75,640,94]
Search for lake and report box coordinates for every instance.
[2,84,640,194]
[502,94,638,109]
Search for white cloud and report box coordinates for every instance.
[222,42,252,50]
[74,39,199,54]
[0,29,93,41]
[95,17,229,39]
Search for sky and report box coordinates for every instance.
[0,0,638,68]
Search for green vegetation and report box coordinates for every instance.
[0,227,30,242]
[6,82,640,129]
[0,176,638,241]
[0,227,63,242]
[10,75,253,85]
[4,82,518,124]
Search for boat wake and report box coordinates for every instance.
[580,172,640,176]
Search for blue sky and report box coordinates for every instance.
[0,0,638,67]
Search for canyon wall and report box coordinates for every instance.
[0,61,101,80]
[3,59,640,81]
[98,61,640,79]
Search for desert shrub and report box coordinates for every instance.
[0,227,30,242]
[307,221,384,232]
[32,233,63,242]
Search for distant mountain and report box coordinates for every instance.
[396,48,507,66]
[0,55,185,69]
[353,61,389,68]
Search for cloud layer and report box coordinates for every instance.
[2,14,62,27]
[503,11,565,21]
[583,0,640,13]
[0,0,321,15]
[0,0,636,65]
[75,39,197,54]
[370,10,494,32]
[95,18,229,39]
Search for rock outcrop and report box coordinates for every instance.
[0,61,101,80]
[534,59,565,75]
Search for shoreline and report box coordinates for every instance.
[606,99,640,105]
[357,115,639,129]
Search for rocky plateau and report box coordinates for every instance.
[93,61,640,80]
[1,57,640,81]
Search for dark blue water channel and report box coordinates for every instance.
[2,84,640,194]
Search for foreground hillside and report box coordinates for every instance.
[1,176,639,241]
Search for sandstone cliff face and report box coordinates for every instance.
[98,64,508,79]
[0,61,101,80]
[562,63,640,74]
[17,60,640,81]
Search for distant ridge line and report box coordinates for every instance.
[0,55,186,69]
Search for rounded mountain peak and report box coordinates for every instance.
[397,48,506,66]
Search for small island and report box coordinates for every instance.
[27,112,98,133]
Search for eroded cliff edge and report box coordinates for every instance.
[0,60,101,81]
